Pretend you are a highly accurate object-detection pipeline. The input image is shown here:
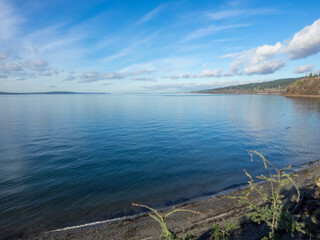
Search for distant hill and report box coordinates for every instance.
[192,78,300,94]
[0,91,109,95]
[283,76,320,96]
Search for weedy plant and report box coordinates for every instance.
[236,150,305,239]
[211,219,240,240]
[132,203,199,240]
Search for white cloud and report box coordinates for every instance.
[102,33,159,63]
[164,73,197,79]
[201,69,222,77]
[24,59,48,71]
[163,68,222,79]
[160,18,320,79]
[221,52,242,58]
[0,62,23,72]
[186,24,249,41]
[138,4,166,24]
[224,42,284,76]
[40,68,59,76]
[167,41,284,78]
[294,64,313,74]
[77,69,154,83]
[251,42,282,64]
[0,0,23,39]
[78,71,102,82]
[287,18,320,59]
[131,76,157,82]
[103,69,153,80]
[219,18,320,76]
[244,59,285,75]
[64,75,77,81]
[208,8,276,20]
[0,55,61,80]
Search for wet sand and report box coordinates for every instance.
[25,160,320,240]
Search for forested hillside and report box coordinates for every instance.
[192,78,299,94]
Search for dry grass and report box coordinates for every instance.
[284,76,320,95]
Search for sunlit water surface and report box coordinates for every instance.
[0,94,320,238]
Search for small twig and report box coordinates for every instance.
[293,192,305,214]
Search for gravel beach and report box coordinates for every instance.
[25,160,320,240]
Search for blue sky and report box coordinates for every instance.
[0,0,320,93]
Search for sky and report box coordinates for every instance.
[0,0,320,93]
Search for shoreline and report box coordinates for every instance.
[281,94,320,98]
[29,159,320,240]
[190,92,320,97]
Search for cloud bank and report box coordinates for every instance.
[167,18,320,79]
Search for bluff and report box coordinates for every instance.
[283,76,320,96]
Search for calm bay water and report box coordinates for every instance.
[0,94,320,238]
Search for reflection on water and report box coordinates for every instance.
[0,94,319,238]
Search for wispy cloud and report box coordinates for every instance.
[131,76,157,82]
[185,24,249,41]
[138,4,166,24]
[40,68,59,76]
[1,0,319,93]
[0,0,23,39]
[207,8,276,20]
[163,68,222,79]
[69,69,155,83]
[24,59,48,71]
[102,32,159,62]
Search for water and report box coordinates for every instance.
[0,94,320,238]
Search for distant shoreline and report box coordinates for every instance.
[0,91,109,95]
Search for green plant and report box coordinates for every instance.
[132,203,200,240]
[311,207,320,224]
[181,234,196,240]
[211,219,240,240]
[236,151,305,239]
[296,80,301,86]
[281,209,305,237]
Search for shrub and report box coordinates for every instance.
[296,80,301,86]
[236,151,305,239]
[211,219,240,240]
[132,203,199,240]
